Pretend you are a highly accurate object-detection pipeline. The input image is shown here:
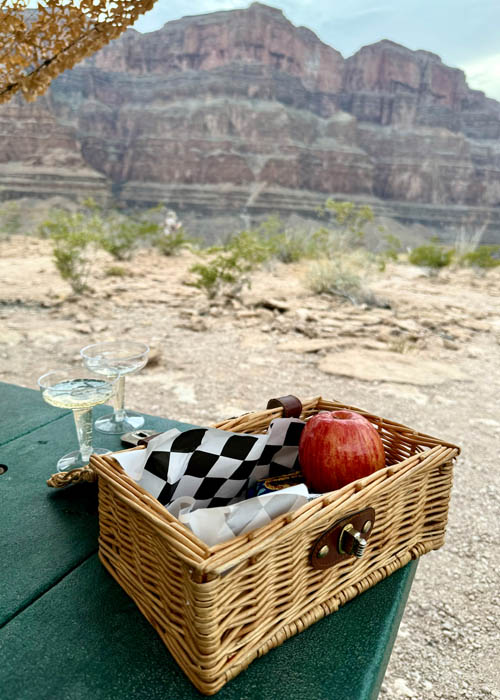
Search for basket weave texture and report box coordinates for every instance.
[90,396,460,695]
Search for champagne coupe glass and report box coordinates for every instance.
[38,369,117,472]
[80,340,149,435]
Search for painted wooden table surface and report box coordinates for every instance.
[0,381,417,700]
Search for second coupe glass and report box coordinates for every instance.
[80,340,149,434]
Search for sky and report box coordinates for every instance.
[131,0,500,101]
[23,0,500,100]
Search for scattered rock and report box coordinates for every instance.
[457,319,492,332]
[146,346,163,368]
[277,338,337,354]
[235,310,260,320]
[91,320,109,333]
[253,298,291,313]
[393,318,422,333]
[392,677,415,697]
[0,329,24,345]
[295,307,319,322]
[319,350,467,385]
[176,318,210,332]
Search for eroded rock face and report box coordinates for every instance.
[1,2,499,233]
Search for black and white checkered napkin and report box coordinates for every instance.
[114,418,312,545]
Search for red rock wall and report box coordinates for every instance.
[1,2,500,214]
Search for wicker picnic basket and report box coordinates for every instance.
[90,396,460,695]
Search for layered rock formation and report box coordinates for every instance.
[1,3,499,237]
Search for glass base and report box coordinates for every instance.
[94,410,145,435]
[56,447,110,473]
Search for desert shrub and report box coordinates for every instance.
[306,201,378,284]
[0,201,22,238]
[253,205,376,265]
[318,199,374,249]
[87,200,164,260]
[189,229,274,298]
[190,200,379,300]
[408,241,454,269]
[125,208,193,256]
[459,245,500,268]
[76,201,191,260]
[153,224,193,256]
[307,241,390,307]
[40,199,195,292]
[105,265,129,277]
[95,205,193,259]
[99,215,160,260]
[376,233,403,269]
[254,215,309,262]
[308,258,362,301]
[307,248,383,305]
[40,207,101,294]
[305,202,383,305]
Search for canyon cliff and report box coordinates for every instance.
[1,3,499,237]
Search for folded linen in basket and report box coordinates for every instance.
[167,484,310,546]
[113,418,306,510]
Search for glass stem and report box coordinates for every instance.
[73,408,93,462]
[113,375,126,422]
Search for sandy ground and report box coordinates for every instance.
[1,236,499,699]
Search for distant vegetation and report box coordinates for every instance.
[408,237,500,271]
[408,241,455,269]
[188,199,395,303]
[0,201,22,237]
[37,199,192,294]
[1,197,497,299]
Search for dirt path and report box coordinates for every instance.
[1,236,499,699]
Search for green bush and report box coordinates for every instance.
[318,199,373,249]
[39,199,197,292]
[307,246,380,302]
[99,215,159,260]
[40,207,101,294]
[0,201,22,238]
[189,228,274,298]
[376,233,403,270]
[255,203,376,265]
[307,258,362,301]
[153,225,193,256]
[307,253,389,307]
[408,242,454,269]
[459,245,500,268]
[189,200,378,300]
[70,202,191,261]
[268,225,341,262]
[249,216,319,263]
[105,265,129,277]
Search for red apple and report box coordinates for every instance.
[298,410,385,493]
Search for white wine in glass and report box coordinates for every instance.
[80,340,149,435]
[38,370,117,472]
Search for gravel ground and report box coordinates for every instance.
[1,236,499,699]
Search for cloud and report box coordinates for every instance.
[462,53,500,101]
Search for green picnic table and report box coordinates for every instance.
[0,381,417,700]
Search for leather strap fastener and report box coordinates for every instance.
[266,395,303,418]
[310,507,376,569]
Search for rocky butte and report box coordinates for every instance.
[1,2,500,238]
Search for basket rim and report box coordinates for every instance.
[90,395,460,574]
